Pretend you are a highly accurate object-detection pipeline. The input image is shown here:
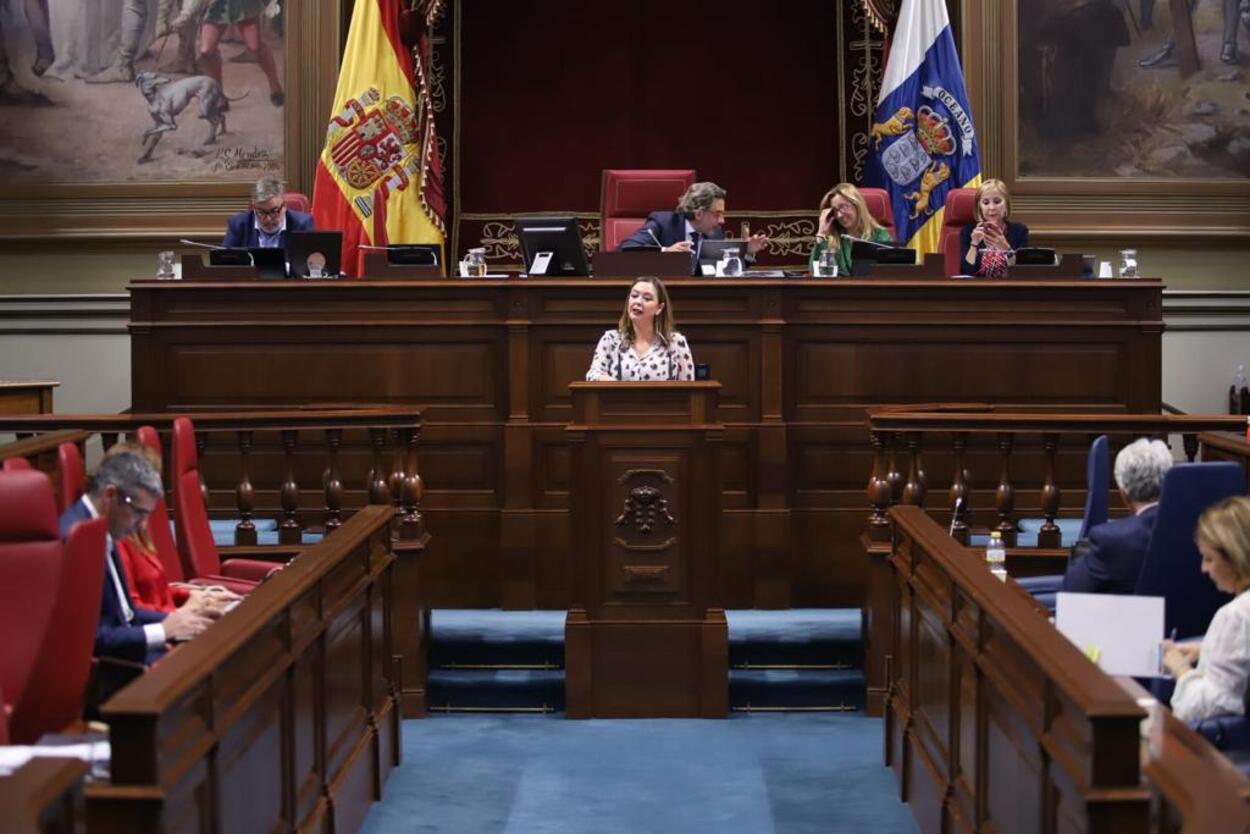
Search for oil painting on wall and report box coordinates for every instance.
[0,0,285,182]
[1018,0,1249,178]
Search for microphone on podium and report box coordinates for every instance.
[178,239,227,250]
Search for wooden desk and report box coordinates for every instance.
[86,506,398,834]
[0,380,57,416]
[0,758,87,834]
[128,277,1162,609]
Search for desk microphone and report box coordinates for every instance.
[645,228,664,249]
[179,239,226,250]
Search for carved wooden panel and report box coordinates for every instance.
[606,456,688,603]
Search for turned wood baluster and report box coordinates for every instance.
[867,430,893,537]
[901,433,927,507]
[234,430,258,546]
[949,432,970,545]
[995,432,1016,545]
[279,429,301,545]
[388,428,406,537]
[368,428,391,505]
[1182,432,1199,462]
[324,428,343,534]
[1038,433,1062,548]
[885,432,903,505]
[400,426,425,541]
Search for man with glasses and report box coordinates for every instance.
[617,181,770,274]
[58,450,212,664]
[223,176,315,252]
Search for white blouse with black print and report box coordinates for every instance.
[585,329,694,381]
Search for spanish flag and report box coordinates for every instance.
[312,0,446,277]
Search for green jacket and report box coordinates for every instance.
[809,226,896,275]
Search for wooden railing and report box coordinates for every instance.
[85,506,399,834]
[866,407,1246,547]
[0,407,426,546]
[886,505,1250,834]
[0,408,432,718]
[0,758,87,834]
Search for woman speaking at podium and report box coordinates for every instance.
[809,183,896,276]
[585,278,694,381]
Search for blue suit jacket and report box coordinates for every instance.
[59,499,165,663]
[222,209,316,251]
[1062,504,1159,595]
[618,211,722,250]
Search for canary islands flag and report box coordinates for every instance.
[312,0,446,277]
[865,0,980,257]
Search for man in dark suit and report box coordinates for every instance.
[617,181,769,269]
[59,451,210,663]
[1063,437,1173,594]
[222,176,316,252]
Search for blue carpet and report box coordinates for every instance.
[360,714,917,834]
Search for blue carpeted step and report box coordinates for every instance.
[430,609,565,668]
[730,668,866,712]
[727,609,862,668]
[426,668,564,712]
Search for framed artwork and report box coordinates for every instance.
[0,0,342,240]
[963,0,1250,238]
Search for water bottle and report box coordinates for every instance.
[1234,365,1248,415]
[986,531,1007,580]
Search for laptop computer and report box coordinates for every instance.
[288,231,343,277]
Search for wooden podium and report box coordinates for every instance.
[564,381,727,718]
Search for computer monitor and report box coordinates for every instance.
[849,238,916,275]
[1014,247,1057,266]
[209,247,286,278]
[514,216,590,276]
[388,244,442,267]
[697,239,746,269]
[288,231,343,277]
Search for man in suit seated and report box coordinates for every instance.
[616,181,769,266]
[1063,437,1173,594]
[223,176,315,252]
[59,451,212,664]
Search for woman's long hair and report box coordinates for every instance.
[817,183,886,242]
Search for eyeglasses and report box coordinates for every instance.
[119,491,154,521]
[254,203,285,219]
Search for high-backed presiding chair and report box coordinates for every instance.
[171,417,280,590]
[0,471,73,732]
[939,187,977,276]
[283,192,311,214]
[1134,462,1244,639]
[857,187,898,241]
[599,169,696,251]
[11,501,107,743]
[57,441,86,514]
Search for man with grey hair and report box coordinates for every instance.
[617,180,769,269]
[58,450,212,663]
[1062,437,1173,594]
[222,176,315,251]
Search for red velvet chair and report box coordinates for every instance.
[0,471,71,732]
[10,505,107,743]
[940,187,977,276]
[0,684,9,745]
[1,456,31,471]
[171,417,280,590]
[857,187,897,241]
[57,442,86,514]
[283,192,311,214]
[599,169,696,251]
[133,425,253,596]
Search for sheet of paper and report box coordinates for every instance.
[1055,592,1165,677]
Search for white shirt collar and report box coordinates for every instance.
[684,219,696,239]
[1135,500,1159,516]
